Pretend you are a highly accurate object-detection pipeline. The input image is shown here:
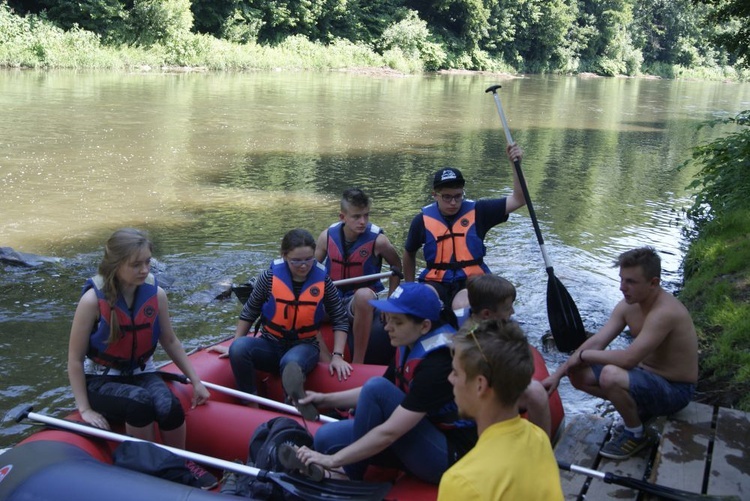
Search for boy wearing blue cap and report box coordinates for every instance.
[403,144,526,310]
[292,282,477,484]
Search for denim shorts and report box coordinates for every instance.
[591,364,695,419]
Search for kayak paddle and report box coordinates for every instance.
[485,84,587,352]
[558,461,740,501]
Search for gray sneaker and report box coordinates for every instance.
[599,429,654,460]
[282,362,319,421]
[612,411,656,434]
[278,443,325,481]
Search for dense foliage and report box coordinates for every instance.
[680,111,750,410]
[682,112,750,237]
[1,0,747,75]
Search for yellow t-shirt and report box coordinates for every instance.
[437,416,563,501]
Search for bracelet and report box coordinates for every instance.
[79,408,92,414]
[579,350,585,363]
[332,352,344,358]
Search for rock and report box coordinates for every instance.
[0,247,62,267]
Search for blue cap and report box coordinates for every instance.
[369,282,442,321]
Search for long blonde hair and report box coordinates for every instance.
[98,228,152,344]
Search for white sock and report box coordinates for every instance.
[624,424,644,438]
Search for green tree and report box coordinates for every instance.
[485,0,577,72]
[190,0,237,36]
[406,0,490,48]
[695,0,750,68]
[576,0,643,75]
[631,0,713,67]
[378,9,446,69]
[682,111,750,235]
[127,0,193,45]
[29,0,129,42]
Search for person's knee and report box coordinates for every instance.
[596,365,630,397]
[523,380,549,409]
[228,337,251,359]
[313,422,352,455]
[124,399,157,428]
[568,366,593,390]
[352,289,375,313]
[451,288,469,310]
[281,344,319,372]
[158,399,186,431]
[360,377,391,398]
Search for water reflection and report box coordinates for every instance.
[2,70,749,447]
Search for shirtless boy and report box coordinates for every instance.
[543,246,698,460]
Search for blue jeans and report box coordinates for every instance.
[313,377,449,484]
[228,335,319,394]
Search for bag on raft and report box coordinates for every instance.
[220,416,314,499]
[113,440,203,488]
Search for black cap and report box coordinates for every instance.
[433,167,465,189]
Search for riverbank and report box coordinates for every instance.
[680,112,750,411]
[1,3,747,82]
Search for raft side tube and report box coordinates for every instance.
[0,441,238,501]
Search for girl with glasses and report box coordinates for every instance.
[211,228,352,420]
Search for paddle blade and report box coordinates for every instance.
[265,471,392,501]
[559,462,740,501]
[602,472,740,501]
[546,271,587,352]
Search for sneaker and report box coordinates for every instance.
[278,443,325,482]
[599,429,654,460]
[612,411,657,434]
[185,460,218,490]
[282,362,319,421]
[219,470,239,495]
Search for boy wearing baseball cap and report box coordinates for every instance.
[403,144,526,309]
[291,283,477,484]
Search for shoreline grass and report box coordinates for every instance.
[1,4,747,81]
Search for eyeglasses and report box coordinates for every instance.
[437,192,465,203]
[467,325,489,364]
[287,257,315,266]
[466,325,493,386]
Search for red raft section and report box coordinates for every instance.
[2,333,564,501]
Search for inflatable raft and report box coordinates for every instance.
[0,333,564,501]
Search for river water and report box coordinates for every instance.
[1,70,749,447]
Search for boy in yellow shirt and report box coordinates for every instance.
[438,319,563,500]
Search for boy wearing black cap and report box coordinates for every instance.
[403,144,526,309]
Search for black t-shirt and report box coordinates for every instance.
[385,347,477,464]
[403,198,509,254]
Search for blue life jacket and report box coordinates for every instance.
[394,324,474,431]
[85,274,160,373]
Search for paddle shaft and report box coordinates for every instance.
[486,86,553,270]
[192,378,337,424]
[233,271,398,305]
[486,85,586,352]
[24,409,267,478]
[558,461,740,501]
[332,271,395,287]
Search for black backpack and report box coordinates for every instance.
[221,416,314,499]
[112,441,199,487]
